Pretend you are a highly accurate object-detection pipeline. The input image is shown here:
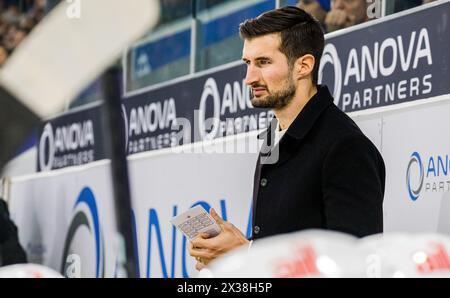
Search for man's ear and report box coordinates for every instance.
[293,54,316,81]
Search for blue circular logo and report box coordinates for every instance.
[61,187,104,277]
[406,152,424,201]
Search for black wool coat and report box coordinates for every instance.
[251,85,385,240]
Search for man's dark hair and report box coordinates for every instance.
[239,6,325,85]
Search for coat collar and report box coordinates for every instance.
[257,85,333,166]
[284,85,333,140]
[258,85,333,142]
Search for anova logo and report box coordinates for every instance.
[319,28,433,111]
[198,77,253,140]
[38,121,95,171]
[61,187,105,278]
[123,99,179,154]
[127,98,177,138]
[197,77,273,141]
[406,152,450,201]
[319,43,342,107]
[406,152,424,201]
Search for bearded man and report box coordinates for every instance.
[189,6,385,271]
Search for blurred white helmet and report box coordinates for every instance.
[360,233,450,278]
[0,264,63,278]
[199,229,367,278]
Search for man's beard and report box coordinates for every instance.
[251,78,296,109]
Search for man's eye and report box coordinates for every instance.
[259,60,270,65]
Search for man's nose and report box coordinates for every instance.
[244,65,260,86]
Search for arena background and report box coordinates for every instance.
[1,0,450,277]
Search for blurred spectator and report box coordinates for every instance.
[2,4,20,24]
[297,0,330,32]
[0,45,7,67]
[19,14,35,32]
[325,0,370,33]
[0,0,47,67]
[12,27,26,47]
[0,19,7,35]
[3,24,18,51]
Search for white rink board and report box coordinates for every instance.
[381,99,450,233]
[8,95,450,277]
[8,162,119,277]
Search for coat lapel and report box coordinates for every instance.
[251,86,334,234]
[257,86,334,168]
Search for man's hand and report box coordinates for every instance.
[325,9,356,32]
[188,208,249,270]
